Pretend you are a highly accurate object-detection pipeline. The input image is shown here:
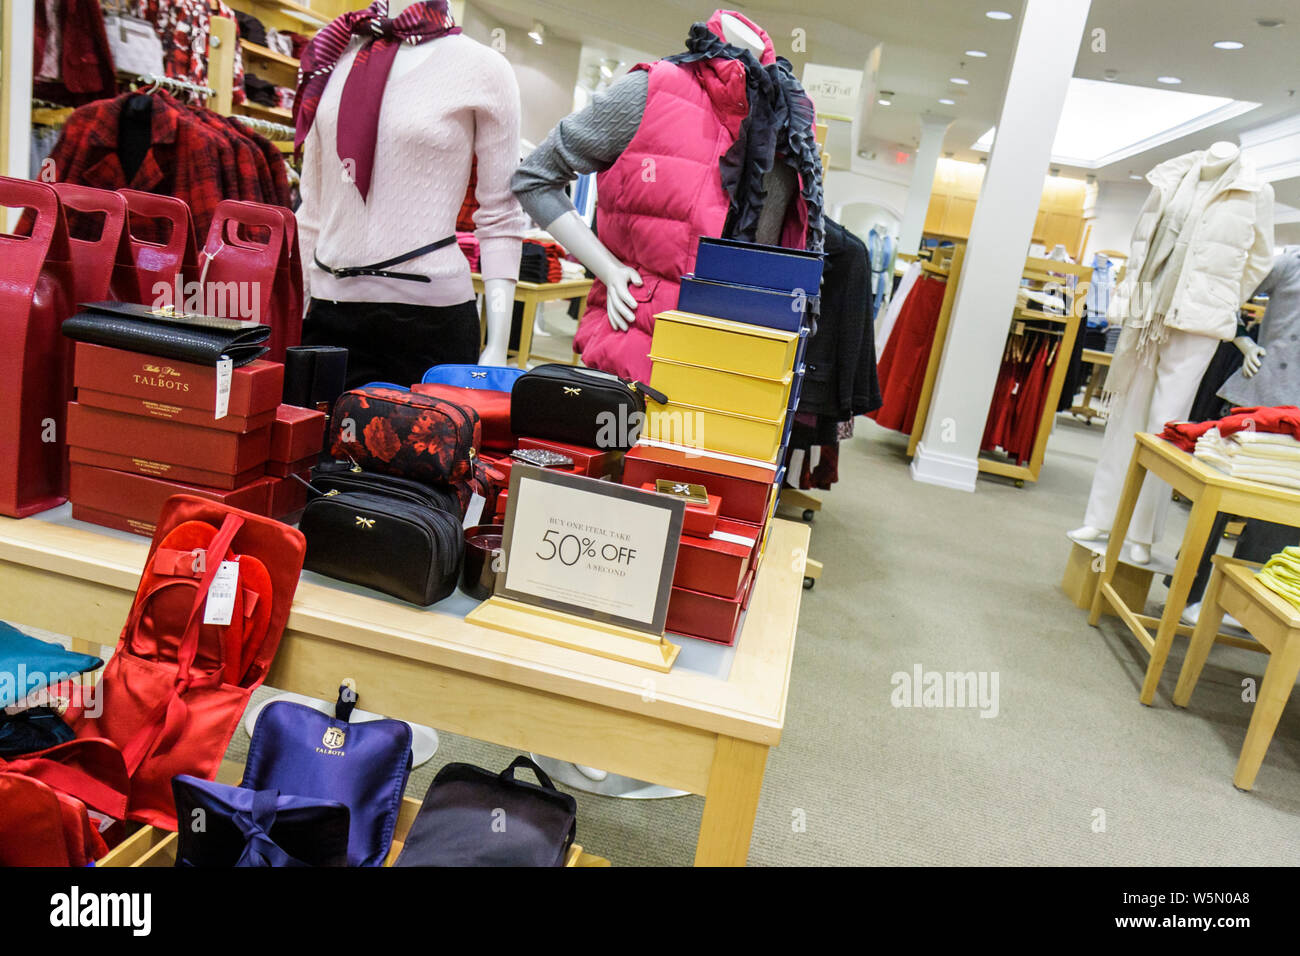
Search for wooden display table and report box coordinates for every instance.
[1089,433,1300,705]
[1172,556,1300,791]
[471,274,594,369]
[0,508,808,867]
[1070,348,1111,424]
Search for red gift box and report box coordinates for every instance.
[69,463,271,537]
[673,517,762,598]
[517,437,623,479]
[73,342,283,420]
[71,503,160,538]
[639,482,720,537]
[68,447,264,490]
[262,471,309,521]
[265,454,318,479]
[623,444,775,524]
[269,404,326,462]
[67,402,270,485]
[75,387,276,435]
[666,569,755,645]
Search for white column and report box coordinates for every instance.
[911,0,1091,492]
[896,116,952,256]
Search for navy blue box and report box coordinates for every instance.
[678,275,805,332]
[694,237,824,294]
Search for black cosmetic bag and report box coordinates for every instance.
[394,756,576,867]
[510,364,666,450]
[299,482,465,606]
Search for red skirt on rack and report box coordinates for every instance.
[868,276,947,433]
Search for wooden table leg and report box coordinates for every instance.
[515,295,540,370]
[1173,565,1227,706]
[1140,492,1220,705]
[694,736,769,867]
[1234,639,1300,791]
[1089,448,1147,626]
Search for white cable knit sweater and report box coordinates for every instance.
[297,33,526,307]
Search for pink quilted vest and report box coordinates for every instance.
[574,10,809,381]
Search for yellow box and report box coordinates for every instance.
[647,399,786,464]
[651,311,801,381]
[649,356,792,421]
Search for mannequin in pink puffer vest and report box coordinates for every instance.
[517,10,811,382]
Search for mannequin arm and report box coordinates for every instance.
[480,278,515,366]
[544,211,642,332]
[1233,335,1266,378]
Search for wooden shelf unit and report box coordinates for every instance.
[906,250,1088,485]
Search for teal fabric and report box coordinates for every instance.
[0,621,103,709]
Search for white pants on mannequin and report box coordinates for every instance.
[1082,329,1218,550]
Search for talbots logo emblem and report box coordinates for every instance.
[322,726,346,749]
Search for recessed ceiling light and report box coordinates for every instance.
[1129,173,1143,180]
[1156,75,1181,84]
[1103,69,1118,81]
[965,50,987,57]
[1212,40,1244,50]
[527,20,545,44]
[938,97,956,105]
[986,10,1012,20]
[877,98,892,106]
[1255,17,1284,27]
[950,77,970,85]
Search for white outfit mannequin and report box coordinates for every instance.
[541,13,767,333]
[297,0,524,370]
[1072,142,1274,563]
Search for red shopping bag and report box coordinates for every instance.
[0,177,75,516]
[68,495,306,829]
[120,188,199,305]
[201,200,300,361]
[52,183,138,304]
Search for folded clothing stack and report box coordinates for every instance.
[1193,428,1300,490]
[1160,405,1300,453]
[519,240,563,283]
[1258,546,1300,609]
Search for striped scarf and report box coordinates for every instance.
[294,0,459,196]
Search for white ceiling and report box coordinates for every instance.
[471,0,1300,183]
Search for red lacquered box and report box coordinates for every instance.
[479,452,513,484]
[69,463,271,537]
[67,403,270,487]
[639,482,720,537]
[666,569,756,645]
[672,517,762,598]
[68,446,264,491]
[262,471,309,522]
[73,342,283,419]
[71,503,161,538]
[75,387,276,435]
[623,443,775,524]
[517,437,624,479]
[269,404,326,463]
[265,454,318,478]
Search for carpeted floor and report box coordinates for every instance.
[226,411,1300,865]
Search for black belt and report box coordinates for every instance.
[314,235,457,282]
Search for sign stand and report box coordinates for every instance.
[467,597,680,672]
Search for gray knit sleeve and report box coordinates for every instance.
[511,70,649,228]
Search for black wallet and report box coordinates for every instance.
[283,345,349,411]
[510,364,667,450]
[62,301,270,367]
[394,756,577,867]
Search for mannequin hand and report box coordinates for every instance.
[478,342,508,367]
[1234,336,1266,378]
[601,266,643,333]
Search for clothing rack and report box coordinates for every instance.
[906,251,1086,485]
[231,114,295,142]
[120,71,217,99]
[905,243,966,458]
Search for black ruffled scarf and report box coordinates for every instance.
[665,23,825,258]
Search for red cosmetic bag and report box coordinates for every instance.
[0,177,75,516]
[411,382,514,452]
[67,496,305,829]
[330,385,482,484]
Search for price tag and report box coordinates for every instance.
[497,465,685,634]
[462,492,486,529]
[203,560,240,626]
[214,357,233,421]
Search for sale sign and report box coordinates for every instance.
[497,465,685,634]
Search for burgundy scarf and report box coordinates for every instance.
[294,0,460,200]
